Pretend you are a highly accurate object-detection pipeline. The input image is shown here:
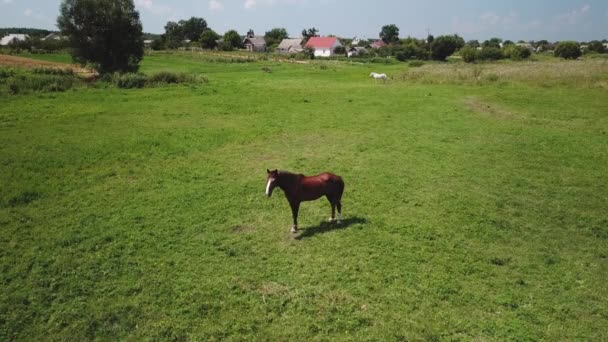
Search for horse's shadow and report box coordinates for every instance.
[295,216,368,240]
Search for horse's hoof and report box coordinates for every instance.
[337,220,342,225]
[290,226,298,233]
[328,217,335,223]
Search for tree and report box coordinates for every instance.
[223,30,242,50]
[467,40,480,48]
[57,0,144,73]
[200,29,219,49]
[264,27,288,47]
[482,37,502,48]
[460,45,477,63]
[554,41,581,59]
[426,34,434,44]
[588,40,605,54]
[430,34,464,61]
[503,45,531,60]
[150,38,165,50]
[334,46,346,55]
[503,40,514,46]
[301,27,318,44]
[179,17,208,42]
[477,47,504,60]
[164,21,184,49]
[379,24,399,44]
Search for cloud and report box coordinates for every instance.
[3,0,13,3]
[451,11,544,38]
[209,0,224,11]
[24,9,33,17]
[244,0,256,9]
[554,4,591,25]
[244,0,306,10]
[135,0,175,17]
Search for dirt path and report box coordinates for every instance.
[0,54,96,78]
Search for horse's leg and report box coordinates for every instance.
[336,201,342,224]
[289,200,300,233]
[326,196,336,222]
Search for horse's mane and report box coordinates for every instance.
[278,170,302,183]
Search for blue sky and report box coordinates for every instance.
[1,0,607,41]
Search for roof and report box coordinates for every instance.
[0,34,29,45]
[243,36,266,46]
[349,46,367,52]
[370,40,387,48]
[305,37,338,49]
[278,38,302,50]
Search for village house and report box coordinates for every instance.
[42,33,64,41]
[304,36,342,57]
[243,36,267,52]
[277,38,303,54]
[347,46,367,57]
[369,39,387,49]
[0,34,29,46]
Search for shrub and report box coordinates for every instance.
[32,67,74,76]
[112,72,148,88]
[504,45,531,60]
[431,35,465,61]
[555,41,582,59]
[394,43,428,61]
[333,46,346,55]
[587,41,605,54]
[460,45,477,63]
[408,60,424,67]
[5,74,75,94]
[0,68,15,79]
[477,47,504,61]
[147,71,187,84]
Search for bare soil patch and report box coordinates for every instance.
[0,54,96,78]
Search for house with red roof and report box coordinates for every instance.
[304,36,343,57]
[369,40,387,49]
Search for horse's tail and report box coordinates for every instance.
[335,176,345,199]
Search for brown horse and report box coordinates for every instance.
[265,169,345,233]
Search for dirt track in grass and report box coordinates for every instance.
[0,54,96,78]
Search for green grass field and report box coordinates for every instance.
[1,52,608,340]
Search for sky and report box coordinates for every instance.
[1,0,607,41]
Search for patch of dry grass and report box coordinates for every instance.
[398,59,608,88]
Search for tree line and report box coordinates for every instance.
[41,0,607,74]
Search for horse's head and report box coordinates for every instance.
[369,72,375,77]
[265,169,279,197]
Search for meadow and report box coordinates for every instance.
[1,51,607,340]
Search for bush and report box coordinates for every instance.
[587,41,605,54]
[408,60,424,67]
[333,46,346,55]
[148,71,196,84]
[5,74,75,94]
[504,45,531,60]
[555,41,582,60]
[112,73,148,88]
[0,68,15,79]
[477,47,503,61]
[370,57,397,64]
[460,45,477,63]
[431,35,465,61]
[32,67,74,76]
[394,43,428,61]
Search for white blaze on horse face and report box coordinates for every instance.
[265,177,275,196]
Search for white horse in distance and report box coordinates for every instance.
[370,72,388,83]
